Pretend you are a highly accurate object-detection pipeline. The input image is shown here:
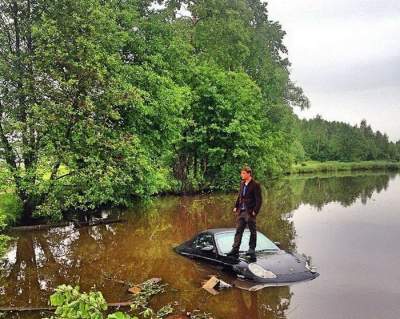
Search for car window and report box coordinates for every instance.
[215,231,279,254]
[192,233,214,250]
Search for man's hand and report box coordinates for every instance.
[251,211,256,217]
[233,207,237,213]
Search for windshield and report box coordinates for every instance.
[214,231,279,254]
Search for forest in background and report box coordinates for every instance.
[298,117,400,163]
[0,0,399,227]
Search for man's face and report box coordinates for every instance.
[240,170,251,181]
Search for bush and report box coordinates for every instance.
[46,285,138,319]
[0,235,11,257]
[45,280,179,319]
[0,193,22,228]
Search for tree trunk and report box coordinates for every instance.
[20,197,35,225]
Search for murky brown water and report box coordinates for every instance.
[1,172,400,318]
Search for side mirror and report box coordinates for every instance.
[201,245,215,252]
[274,241,281,247]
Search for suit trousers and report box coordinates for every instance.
[232,208,257,250]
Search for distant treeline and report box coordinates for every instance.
[297,117,400,162]
[0,0,398,225]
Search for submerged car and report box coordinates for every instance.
[174,228,319,287]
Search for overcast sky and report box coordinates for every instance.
[267,0,400,141]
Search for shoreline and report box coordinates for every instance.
[1,161,399,230]
[288,160,400,175]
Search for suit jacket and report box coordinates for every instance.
[234,179,262,215]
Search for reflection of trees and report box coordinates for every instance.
[199,284,292,319]
[0,172,394,318]
[6,233,41,305]
[0,194,295,319]
[260,172,392,250]
[260,182,301,252]
[293,172,391,209]
[233,287,292,319]
[0,222,120,308]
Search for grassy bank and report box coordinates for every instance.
[290,160,400,174]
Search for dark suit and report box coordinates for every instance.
[232,179,262,250]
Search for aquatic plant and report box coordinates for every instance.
[46,284,138,319]
[44,279,215,319]
[129,278,168,313]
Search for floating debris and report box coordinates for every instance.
[127,286,141,295]
[129,278,168,312]
[201,276,232,295]
[187,310,215,319]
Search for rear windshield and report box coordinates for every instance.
[215,231,279,254]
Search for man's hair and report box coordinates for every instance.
[241,165,252,176]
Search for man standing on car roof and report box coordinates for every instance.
[227,166,262,258]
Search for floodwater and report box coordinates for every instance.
[1,171,400,319]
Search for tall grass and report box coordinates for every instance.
[290,160,400,174]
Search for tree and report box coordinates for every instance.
[167,0,307,185]
[0,0,314,224]
[173,65,268,191]
[0,0,187,223]
[297,117,399,162]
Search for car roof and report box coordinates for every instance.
[201,228,251,235]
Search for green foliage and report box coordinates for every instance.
[45,280,178,319]
[0,164,13,193]
[48,285,108,319]
[0,193,22,228]
[0,234,11,257]
[290,140,306,164]
[169,0,304,190]
[0,0,187,222]
[188,0,253,70]
[4,0,394,225]
[298,117,400,162]
[0,0,305,222]
[0,191,16,257]
[290,161,400,174]
[129,279,168,316]
[174,65,272,191]
[189,312,214,319]
[155,304,173,319]
[47,284,139,319]
[107,312,134,319]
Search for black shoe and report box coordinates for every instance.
[227,249,239,257]
[246,248,255,256]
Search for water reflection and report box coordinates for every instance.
[274,172,393,210]
[0,171,397,319]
